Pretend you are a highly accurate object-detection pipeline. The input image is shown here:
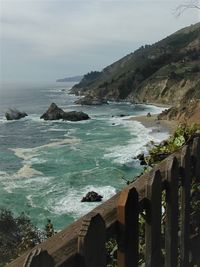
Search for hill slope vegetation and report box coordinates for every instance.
[71,23,200,122]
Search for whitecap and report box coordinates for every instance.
[64,128,77,136]
[26,195,37,208]
[28,157,47,165]
[2,181,19,193]
[0,171,9,179]
[2,176,53,193]
[0,118,6,124]
[49,185,116,219]
[0,118,18,124]
[104,118,169,165]
[27,114,43,123]
[63,119,92,124]
[0,167,48,183]
[48,128,67,132]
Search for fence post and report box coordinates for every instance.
[192,136,200,182]
[180,145,191,267]
[23,248,54,267]
[78,212,106,267]
[145,170,162,267]
[117,187,139,267]
[165,156,179,267]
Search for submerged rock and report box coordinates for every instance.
[40,103,90,121]
[81,191,103,202]
[5,109,28,120]
[75,96,108,106]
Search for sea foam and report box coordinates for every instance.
[104,116,169,165]
[50,185,116,219]
[10,137,80,161]
[16,164,43,179]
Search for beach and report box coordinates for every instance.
[129,114,176,136]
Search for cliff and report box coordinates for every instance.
[70,23,200,121]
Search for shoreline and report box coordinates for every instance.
[135,102,171,108]
[128,114,176,136]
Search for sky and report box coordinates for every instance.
[0,0,199,82]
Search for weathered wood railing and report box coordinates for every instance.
[8,135,200,267]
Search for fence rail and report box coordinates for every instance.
[8,135,200,267]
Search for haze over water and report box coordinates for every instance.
[0,82,168,230]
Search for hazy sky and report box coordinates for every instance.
[0,0,199,82]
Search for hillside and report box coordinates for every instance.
[70,23,200,111]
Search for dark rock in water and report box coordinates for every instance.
[135,153,146,165]
[40,103,90,121]
[5,109,28,120]
[81,191,103,202]
[112,114,129,118]
[62,111,90,121]
[119,114,129,117]
[40,103,64,120]
[75,96,108,106]
[147,112,151,117]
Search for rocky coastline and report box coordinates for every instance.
[75,95,108,106]
[69,23,200,126]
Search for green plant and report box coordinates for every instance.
[146,123,200,166]
[134,124,200,265]
[0,209,54,267]
[106,238,118,267]
[45,219,55,238]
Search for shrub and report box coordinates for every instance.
[0,209,53,266]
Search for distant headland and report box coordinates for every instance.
[56,75,83,82]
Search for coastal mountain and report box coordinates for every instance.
[56,75,83,82]
[70,22,200,122]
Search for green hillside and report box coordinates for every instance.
[71,22,200,106]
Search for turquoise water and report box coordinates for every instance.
[0,82,168,230]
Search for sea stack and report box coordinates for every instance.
[40,103,90,121]
[5,109,28,120]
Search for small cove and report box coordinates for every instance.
[0,82,169,230]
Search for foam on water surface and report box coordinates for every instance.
[103,116,169,165]
[10,137,81,160]
[50,185,116,219]
[16,164,43,179]
[0,82,171,229]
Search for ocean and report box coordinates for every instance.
[0,81,169,230]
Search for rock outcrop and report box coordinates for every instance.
[40,103,90,121]
[135,153,146,165]
[158,99,200,124]
[5,109,28,120]
[81,191,103,202]
[75,96,108,105]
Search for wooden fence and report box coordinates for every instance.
[8,135,200,267]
